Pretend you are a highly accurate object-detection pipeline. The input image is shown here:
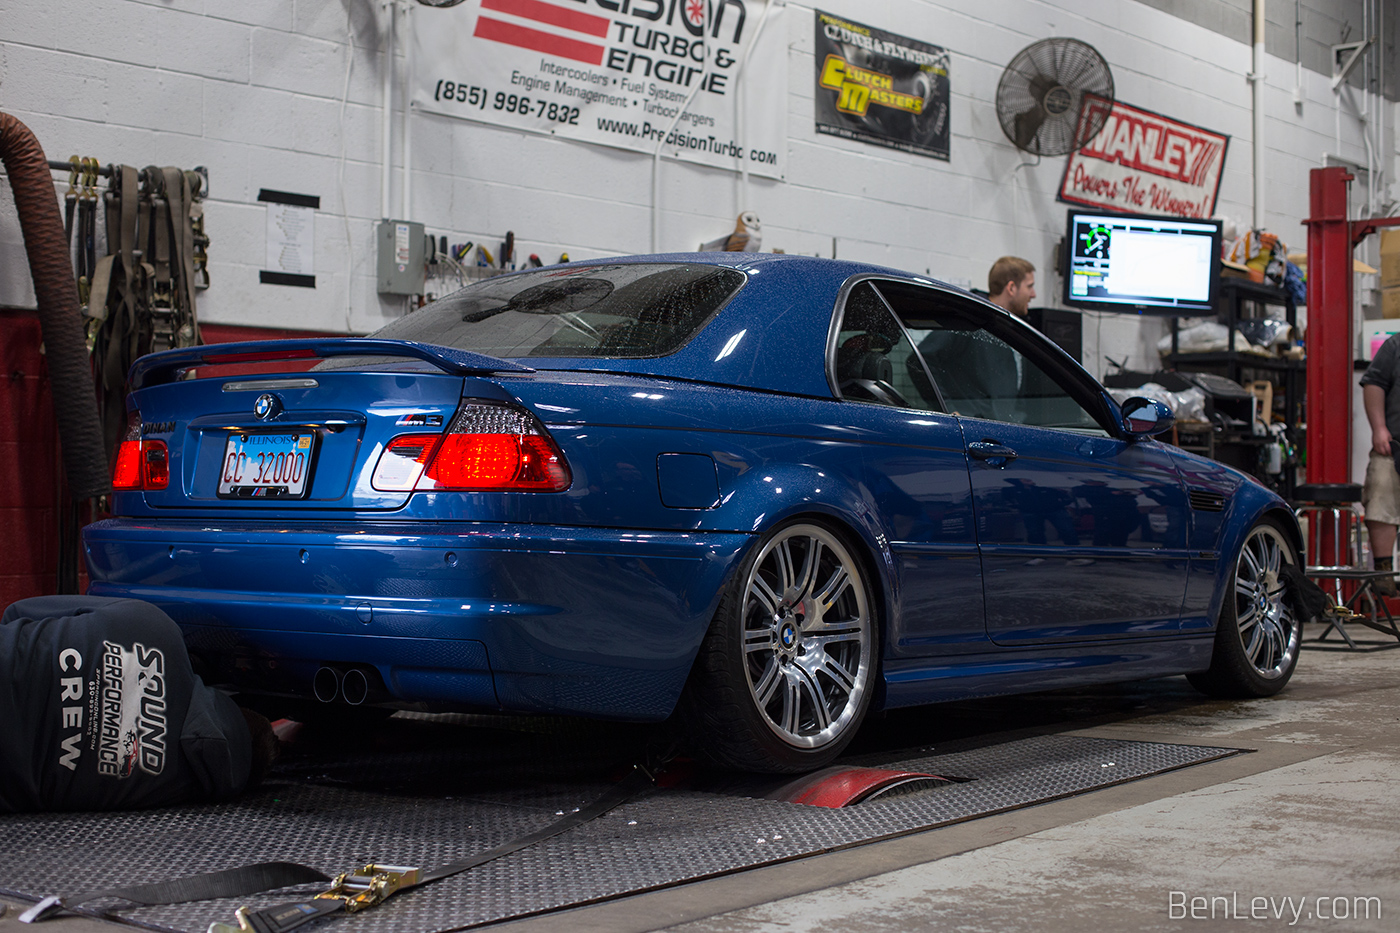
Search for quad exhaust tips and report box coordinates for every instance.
[313,665,381,705]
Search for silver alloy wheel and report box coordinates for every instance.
[741,524,873,749]
[1233,523,1300,679]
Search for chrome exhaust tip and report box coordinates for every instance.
[312,666,341,703]
[341,668,370,706]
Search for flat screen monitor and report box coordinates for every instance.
[1062,209,1222,314]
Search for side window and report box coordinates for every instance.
[876,282,1104,432]
[833,282,941,411]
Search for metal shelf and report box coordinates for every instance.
[1161,351,1303,371]
[1165,280,1301,498]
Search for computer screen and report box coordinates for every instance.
[1062,209,1222,314]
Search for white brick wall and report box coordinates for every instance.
[0,0,1376,374]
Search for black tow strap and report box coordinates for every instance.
[20,767,655,932]
[18,864,330,923]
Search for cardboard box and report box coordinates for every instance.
[1382,229,1400,286]
[1384,285,1400,319]
[1248,380,1273,425]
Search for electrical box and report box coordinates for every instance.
[377,220,425,295]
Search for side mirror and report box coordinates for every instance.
[1120,396,1175,438]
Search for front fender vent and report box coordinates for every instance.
[1189,489,1227,512]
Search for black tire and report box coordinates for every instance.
[1188,518,1302,698]
[679,521,880,773]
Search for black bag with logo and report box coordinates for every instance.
[0,595,252,812]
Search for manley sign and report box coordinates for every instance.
[1058,95,1229,219]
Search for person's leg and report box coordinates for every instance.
[1369,521,1398,562]
[1370,523,1397,597]
[240,708,279,789]
[1362,451,1400,596]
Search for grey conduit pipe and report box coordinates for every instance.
[0,111,111,500]
[1251,0,1265,230]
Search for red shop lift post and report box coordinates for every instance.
[1302,167,1400,627]
[1305,166,1400,484]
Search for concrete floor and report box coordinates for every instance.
[5,627,1398,932]
[506,631,1400,933]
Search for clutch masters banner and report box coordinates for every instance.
[1058,95,1229,219]
[413,0,786,178]
[813,10,950,160]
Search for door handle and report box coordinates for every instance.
[967,441,1018,463]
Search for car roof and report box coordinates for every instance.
[507,252,973,399]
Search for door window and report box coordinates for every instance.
[875,282,1106,432]
[832,281,941,411]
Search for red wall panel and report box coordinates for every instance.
[0,309,57,606]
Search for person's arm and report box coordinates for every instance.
[1364,384,1392,456]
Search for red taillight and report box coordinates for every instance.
[111,416,170,490]
[112,438,144,489]
[422,433,568,490]
[371,403,571,492]
[427,434,521,487]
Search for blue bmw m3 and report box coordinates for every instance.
[85,254,1303,772]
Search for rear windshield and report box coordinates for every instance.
[355,263,744,361]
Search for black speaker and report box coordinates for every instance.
[1027,306,1082,363]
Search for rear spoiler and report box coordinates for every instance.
[128,338,535,389]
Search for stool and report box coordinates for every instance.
[1293,483,1365,576]
[1292,483,1374,647]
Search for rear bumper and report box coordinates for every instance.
[83,518,753,720]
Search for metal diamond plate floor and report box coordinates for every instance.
[0,726,1240,933]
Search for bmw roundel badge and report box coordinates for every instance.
[254,394,281,420]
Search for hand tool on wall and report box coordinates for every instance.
[501,230,514,270]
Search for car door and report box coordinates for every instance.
[828,280,988,657]
[875,280,1190,646]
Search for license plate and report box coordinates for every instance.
[218,432,316,499]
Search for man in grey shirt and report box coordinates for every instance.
[1360,334,1400,595]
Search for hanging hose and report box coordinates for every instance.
[0,111,111,500]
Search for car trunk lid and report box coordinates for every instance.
[126,339,529,511]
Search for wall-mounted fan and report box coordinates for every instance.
[995,38,1114,156]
